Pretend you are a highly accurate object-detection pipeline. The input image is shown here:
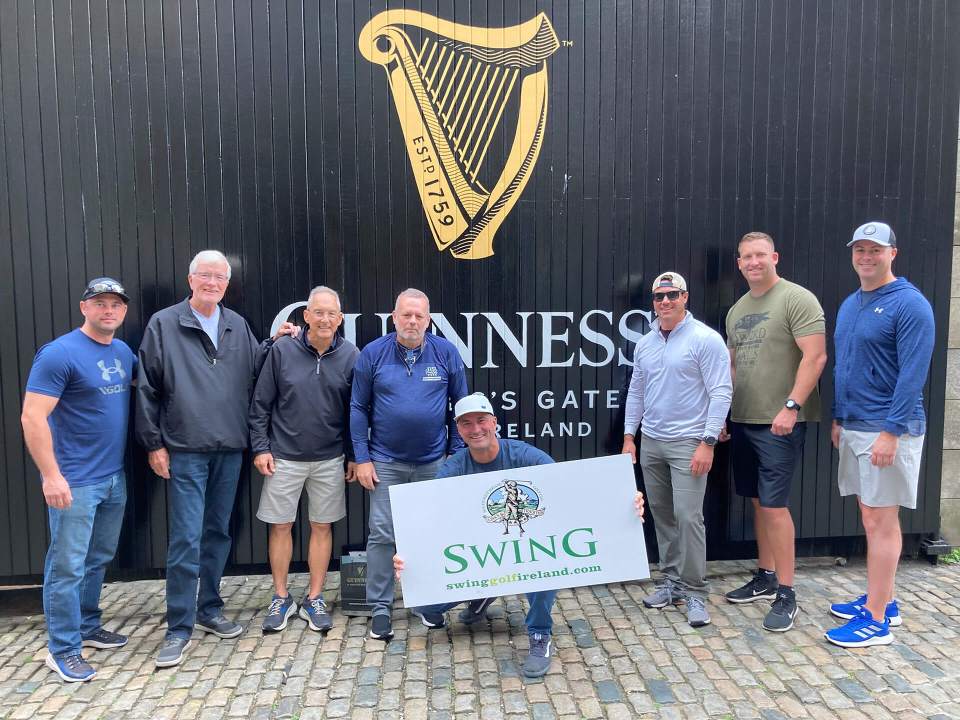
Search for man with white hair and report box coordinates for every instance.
[351,288,468,641]
[136,250,295,668]
[249,286,359,634]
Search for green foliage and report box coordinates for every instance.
[940,547,960,564]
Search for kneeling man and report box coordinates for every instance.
[394,392,645,678]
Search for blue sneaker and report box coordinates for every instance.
[522,633,552,677]
[45,652,96,682]
[262,594,298,632]
[825,609,893,648]
[299,594,333,632]
[411,608,446,629]
[829,594,901,627]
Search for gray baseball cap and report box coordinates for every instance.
[848,222,896,248]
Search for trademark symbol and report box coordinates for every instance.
[561,40,574,47]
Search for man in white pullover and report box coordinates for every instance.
[622,272,732,627]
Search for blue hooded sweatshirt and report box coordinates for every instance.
[833,277,934,436]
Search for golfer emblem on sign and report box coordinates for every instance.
[483,480,546,536]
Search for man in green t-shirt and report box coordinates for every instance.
[723,232,827,632]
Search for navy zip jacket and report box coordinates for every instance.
[833,277,935,435]
[350,332,468,464]
[136,298,270,452]
[249,332,360,461]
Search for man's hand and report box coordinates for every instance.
[355,462,379,490]
[345,461,357,482]
[621,435,637,464]
[148,447,171,479]
[771,407,798,436]
[42,473,72,510]
[634,491,645,522]
[831,421,842,449]
[254,452,275,476]
[393,553,405,581]
[271,321,301,341]
[871,431,900,467]
[690,443,715,477]
[719,424,730,442]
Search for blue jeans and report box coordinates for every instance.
[418,590,558,636]
[166,451,243,640]
[366,459,443,616]
[44,472,126,657]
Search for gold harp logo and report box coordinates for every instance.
[359,11,559,260]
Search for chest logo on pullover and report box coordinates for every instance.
[423,365,443,382]
[874,307,885,314]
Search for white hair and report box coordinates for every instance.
[307,285,342,310]
[394,287,430,311]
[189,250,232,279]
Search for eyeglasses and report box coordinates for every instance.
[653,290,682,302]
[192,272,229,283]
[308,310,341,320]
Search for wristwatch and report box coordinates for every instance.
[785,399,801,411]
[701,435,718,447]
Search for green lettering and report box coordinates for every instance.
[443,544,468,574]
[562,528,598,558]
[470,542,507,568]
[528,535,558,561]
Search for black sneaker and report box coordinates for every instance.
[458,597,496,625]
[725,570,779,604]
[81,628,128,649]
[411,608,446,628]
[369,614,393,641]
[763,589,799,632]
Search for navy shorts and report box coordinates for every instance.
[730,421,806,508]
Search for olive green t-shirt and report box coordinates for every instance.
[726,279,825,424]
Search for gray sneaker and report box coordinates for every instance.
[195,613,243,638]
[763,590,799,632]
[299,594,333,632]
[522,632,552,678]
[685,595,711,627]
[155,637,191,668]
[642,580,679,609]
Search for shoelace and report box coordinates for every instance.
[747,572,770,592]
[161,638,183,651]
[770,593,793,615]
[308,598,326,614]
[63,654,86,670]
[529,633,550,657]
[267,598,287,616]
[687,596,706,614]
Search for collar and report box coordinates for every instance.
[302,329,340,356]
[176,298,232,331]
[651,310,693,335]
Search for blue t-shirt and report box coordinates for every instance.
[26,329,137,486]
[436,439,554,477]
[191,304,221,349]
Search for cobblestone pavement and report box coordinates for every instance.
[1,558,958,720]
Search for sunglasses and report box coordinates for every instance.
[88,281,125,295]
[652,290,682,302]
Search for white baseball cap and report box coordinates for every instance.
[651,271,687,293]
[454,392,495,420]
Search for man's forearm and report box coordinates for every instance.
[22,417,62,477]
[788,353,826,405]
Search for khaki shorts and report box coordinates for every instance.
[256,456,347,524]
[838,428,924,509]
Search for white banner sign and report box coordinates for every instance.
[390,453,650,608]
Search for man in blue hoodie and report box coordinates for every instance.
[351,288,468,640]
[826,222,934,648]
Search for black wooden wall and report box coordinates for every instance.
[1,0,958,581]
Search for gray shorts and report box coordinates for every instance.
[837,428,924,509]
[256,456,347,524]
